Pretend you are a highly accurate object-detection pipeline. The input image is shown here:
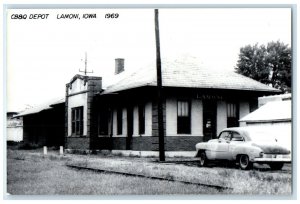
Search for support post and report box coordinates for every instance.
[60,146,64,155]
[154,9,165,161]
[43,146,47,155]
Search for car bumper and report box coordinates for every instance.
[253,157,291,163]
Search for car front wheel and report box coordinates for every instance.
[269,163,284,170]
[239,155,253,170]
[199,152,208,167]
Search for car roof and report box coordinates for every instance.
[221,127,250,132]
[220,127,252,139]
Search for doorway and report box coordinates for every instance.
[203,101,217,141]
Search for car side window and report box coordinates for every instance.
[219,131,231,141]
[231,132,244,142]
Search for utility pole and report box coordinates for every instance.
[154,9,165,161]
[79,52,94,75]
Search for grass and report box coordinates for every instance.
[67,156,292,195]
[6,149,292,195]
[7,150,220,195]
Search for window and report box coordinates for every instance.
[138,104,145,134]
[250,99,258,113]
[71,106,83,136]
[177,100,191,134]
[98,108,109,135]
[218,131,231,141]
[117,108,123,135]
[231,132,244,142]
[227,102,239,127]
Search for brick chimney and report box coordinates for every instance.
[115,58,124,75]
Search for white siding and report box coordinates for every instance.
[133,105,139,136]
[112,109,117,136]
[112,108,127,137]
[69,78,87,94]
[7,127,23,141]
[217,101,227,135]
[145,101,152,136]
[239,101,250,127]
[166,97,177,136]
[122,108,127,137]
[191,99,203,136]
[166,97,203,136]
[68,92,88,136]
[67,78,89,136]
[246,122,291,151]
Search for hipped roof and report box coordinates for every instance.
[14,98,65,117]
[102,57,280,94]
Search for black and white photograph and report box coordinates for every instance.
[3,3,295,199]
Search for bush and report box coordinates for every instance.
[18,142,40,150]
[48,146,60,151]
[7,141,21,150]
[7,141,21,146]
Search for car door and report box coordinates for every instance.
[228,131,245,160]
[213,131,231,159]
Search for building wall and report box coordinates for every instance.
[65,85,259,152]
[96,136,203,151]
[22,105,65,147]
[112,108,127,137]
[258,93,291,107]
[67,92,88,136]
[7,117,23,142]
[165,97,177,136]
[239,101,250,127]
[65,75,102,150]
[7,127,23,142]
[192,99,203,136]
[65,137,90,150]
[165,97,203,136]
[216,101,227,135]
[246,122,291,151]
[98,96,252,151]
[145,101,152,136]
[111,101,152,137]
[132,101,152,137]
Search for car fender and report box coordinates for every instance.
[195,140,219,158]
[231,143,262,161]
[195,142,208,157]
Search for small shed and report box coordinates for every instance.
[7,112,23,142]
[239,100,291,150]
[14,98,65,147]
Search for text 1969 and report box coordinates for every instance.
[105,13,119,19]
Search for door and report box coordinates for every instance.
[126,106,133,150]
[215,131,231,159]
[203,101,217,142]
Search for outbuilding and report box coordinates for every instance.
[15,98,65,147]
[239,99,291,150]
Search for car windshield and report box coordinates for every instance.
[246,130,278,142]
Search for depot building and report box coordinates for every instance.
[62,57,280,156]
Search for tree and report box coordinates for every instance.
[235,41,291,93]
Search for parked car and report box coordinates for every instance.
[195,127,291,170]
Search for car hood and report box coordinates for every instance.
[252,143,290,154]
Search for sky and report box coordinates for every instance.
[6,8,291,112]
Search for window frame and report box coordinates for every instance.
[177,100,191,134]
[226,102,239,128]
[71,106,84,136]
[218,131,231,141]
[117,108,123,135]
[230,131,245,142]
[138,104,145,135]
[98,108,109,136]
